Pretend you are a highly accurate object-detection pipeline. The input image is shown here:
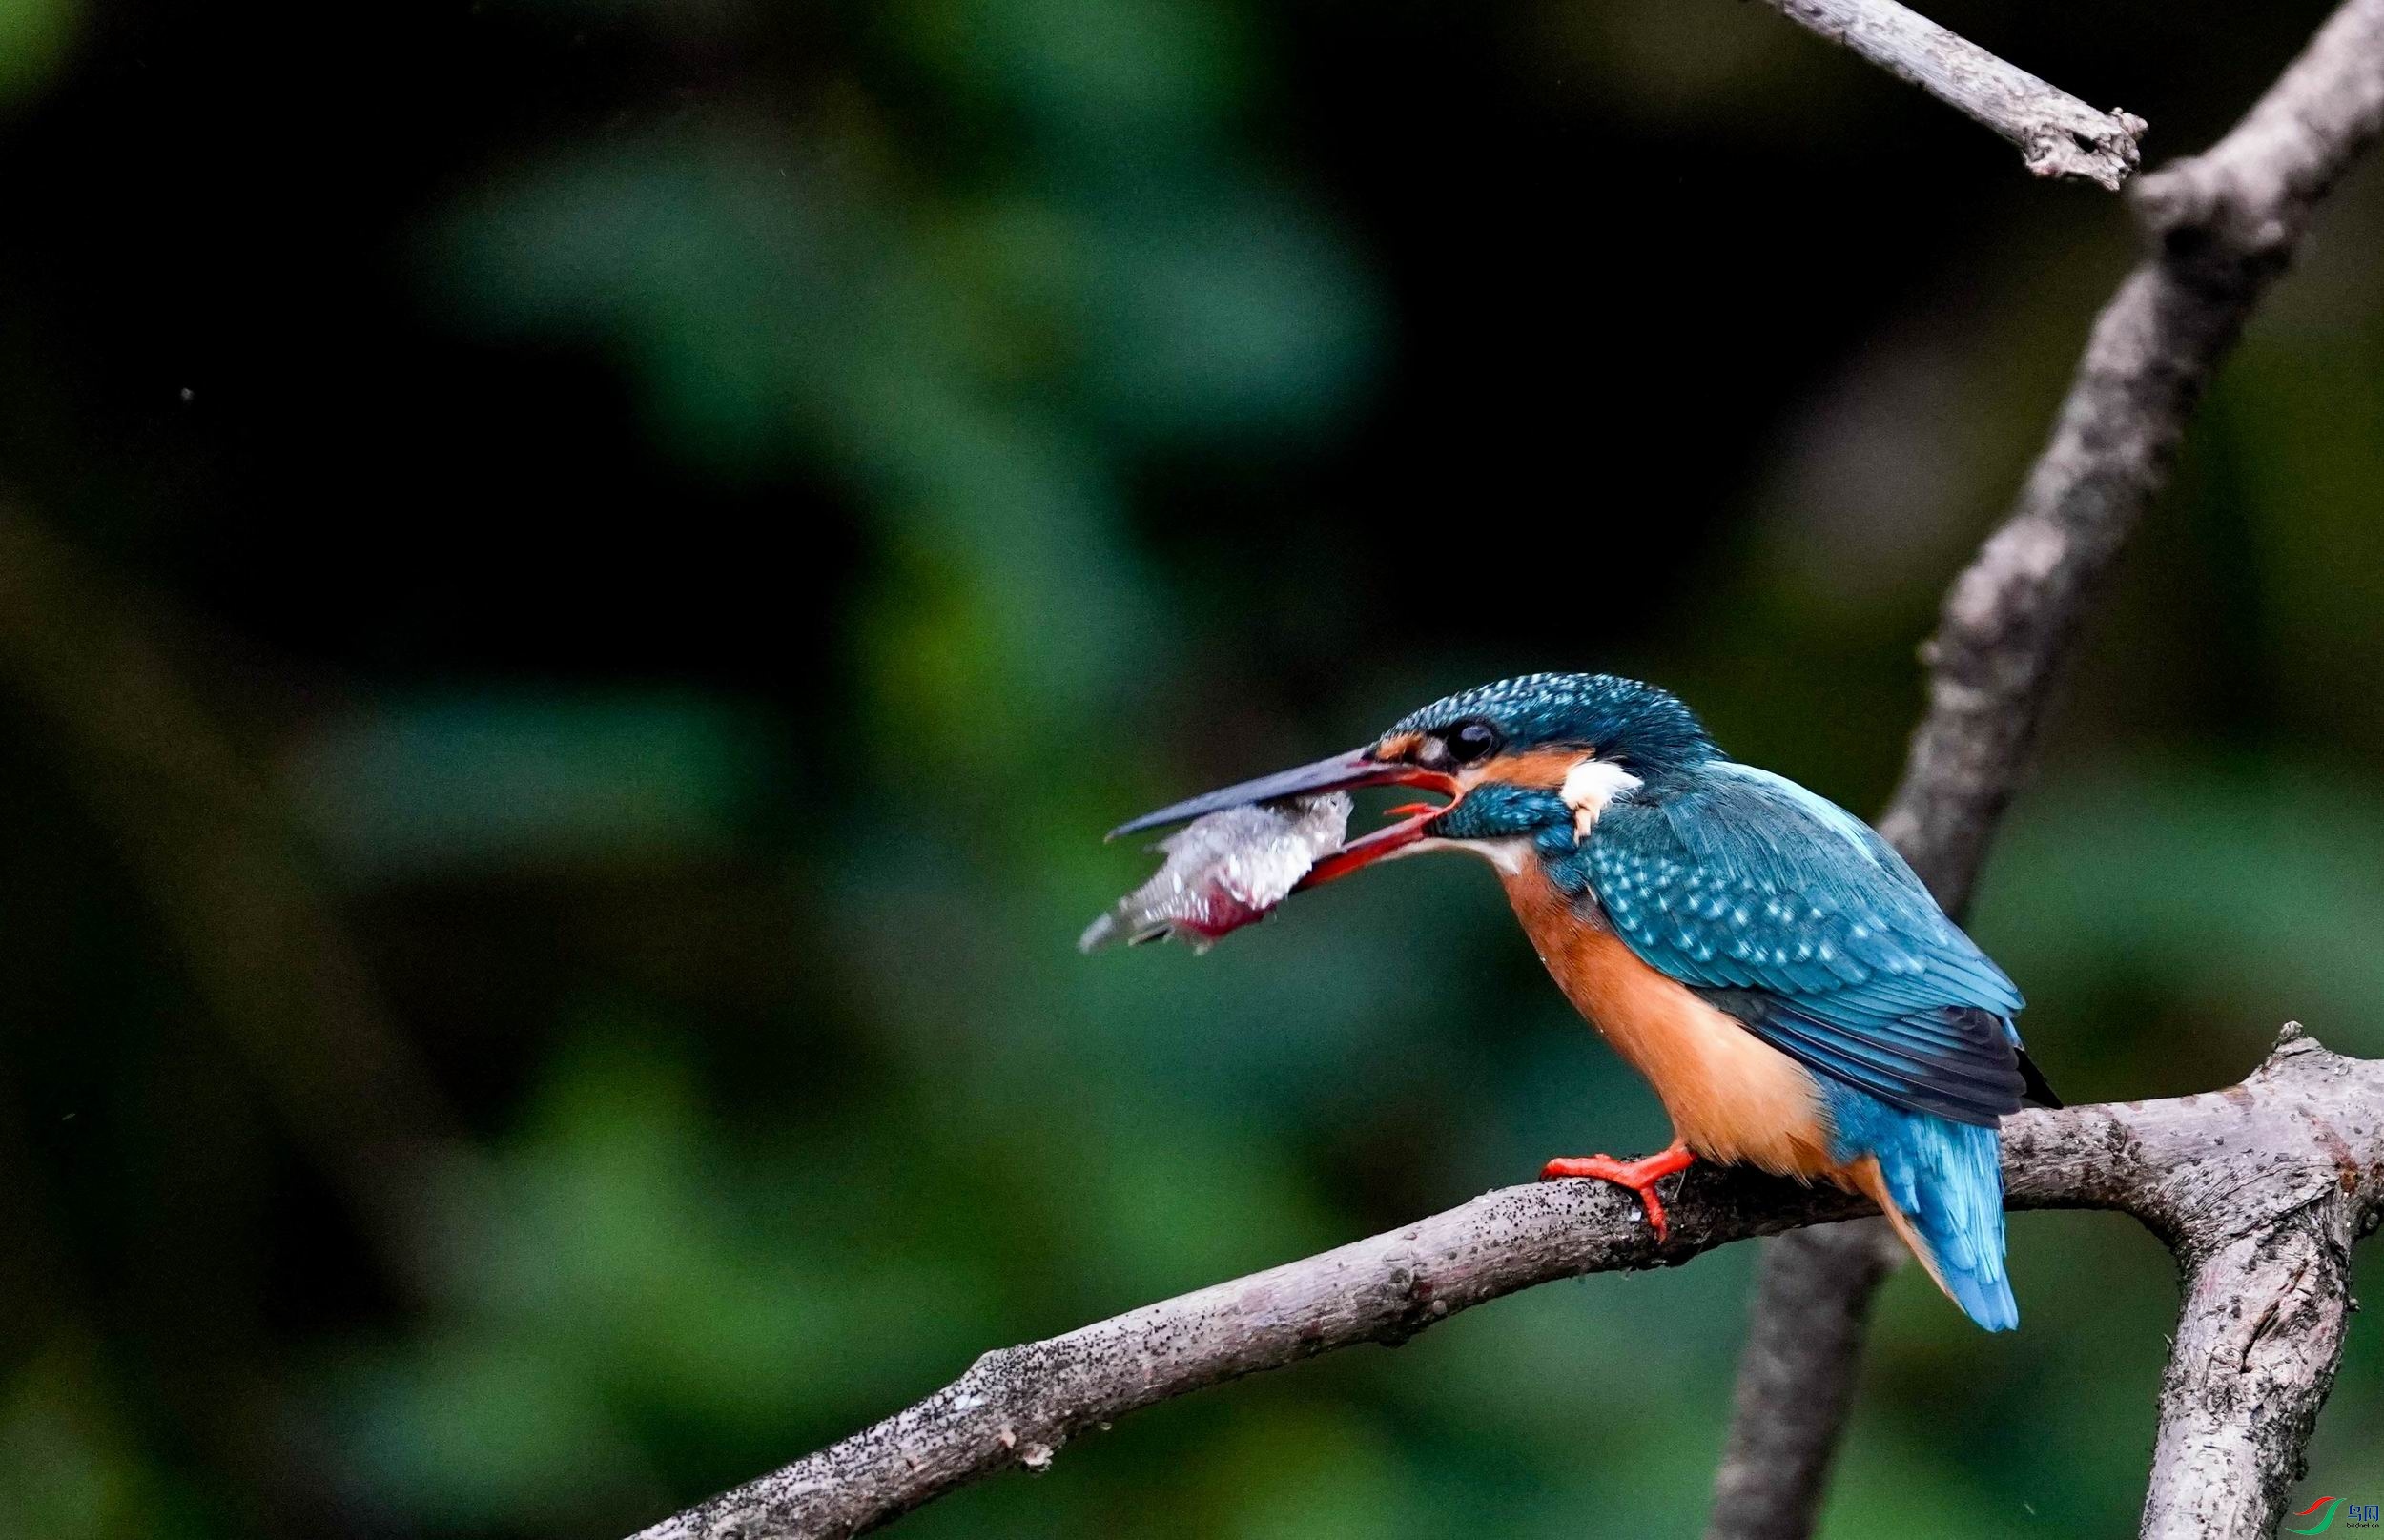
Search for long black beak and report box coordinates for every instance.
[1106,747,1460,841]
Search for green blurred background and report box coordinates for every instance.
[0,0,2379,1535]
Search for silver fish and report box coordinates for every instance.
[1079,792,1353,955]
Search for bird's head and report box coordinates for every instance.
[1111,672,1719,887]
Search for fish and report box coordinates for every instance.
[1079,792,1354,954]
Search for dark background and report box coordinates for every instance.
[1,1,2380,1535]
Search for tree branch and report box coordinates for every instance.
[1708,6,2384,1534]
[2141,1133,2372,1532]
[629,1028,2382,1540]
[1753,0,2146,189]
[1705,1215,1903,1540]
[1881,0,2384,907]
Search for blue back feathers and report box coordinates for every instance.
[1571,760,2030,1330]
[1567,762,2031,1330]
[1580,762,2027,1124]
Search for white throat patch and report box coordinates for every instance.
[1559,757,1642,837]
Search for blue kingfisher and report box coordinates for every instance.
[1110,672,2059,1330]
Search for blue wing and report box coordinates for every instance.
[1581,762,2029,1125]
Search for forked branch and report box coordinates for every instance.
[1710,5,2384,1534]
[631,1028,2383,1540]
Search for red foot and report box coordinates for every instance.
[1539,1146,1696,1241]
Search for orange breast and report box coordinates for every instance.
[1500,866,1839,1180]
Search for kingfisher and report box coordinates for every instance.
[1110,672,2057,1330]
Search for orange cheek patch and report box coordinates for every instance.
[1373,730,1424,762]
[1467,746,1589,791]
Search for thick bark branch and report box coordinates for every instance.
[1708,5,2384,1535]
[2142,1212,2363,1539]
[630,1029,2384,1540]
[1753,0,2146,188]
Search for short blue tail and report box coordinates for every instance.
[1824,1084,2016,1331]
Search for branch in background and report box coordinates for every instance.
[1754,0,2146,189]
[630,1028,2382,1540]
[1881,0,2384,905]
[0,510,469,1292]
[1707,3,2384,1534]
[0,509,505,1528]
[1704,1217,1902,1540]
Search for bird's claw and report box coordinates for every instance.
[1538,1147,1696,1242]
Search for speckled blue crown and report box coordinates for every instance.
[1391,672,1718,776]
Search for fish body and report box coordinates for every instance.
[1080,792,1353,954]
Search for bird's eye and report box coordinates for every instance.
[1449,720,1501,765]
